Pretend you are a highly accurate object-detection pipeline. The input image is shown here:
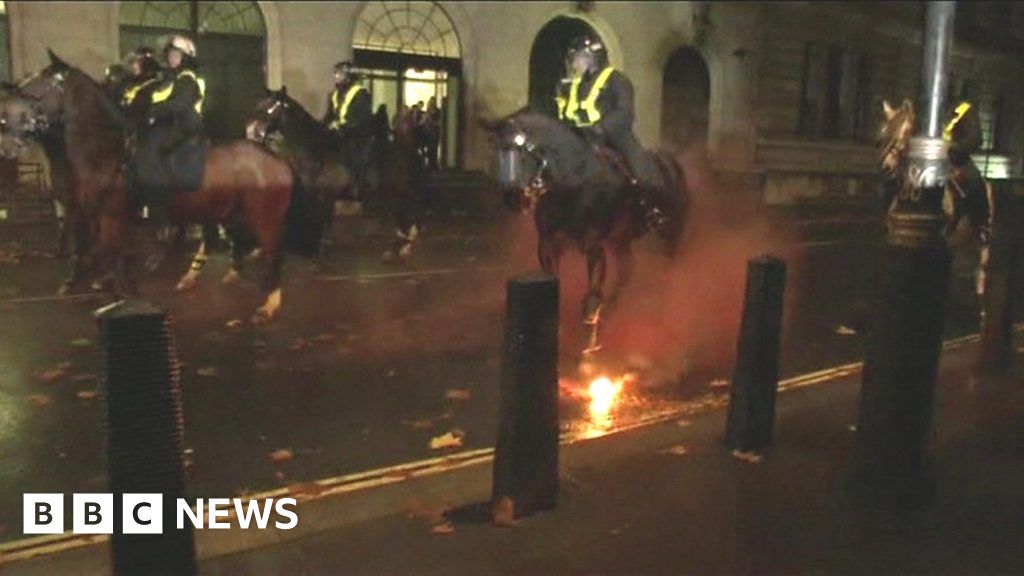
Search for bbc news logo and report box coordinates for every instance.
[24,494,298,535]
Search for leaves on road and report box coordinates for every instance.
[37,368,68,383]
[288,481,326,503]
[430,522,455,535]
[834,325,857,336]
[196,367,219,378]
[76,390,98,400]
[225,319,243,329]
[731,449,763,464]
[70,338,93,348]
[708,379,730,390]
[445,388,472,401]
[268,449,294,463]
[26,394,52,407]
[676,419,692,428]
[661,445,689,457]
[429,430,465,450]
[71,373,97,383]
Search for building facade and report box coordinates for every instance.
[1,1,1022,205]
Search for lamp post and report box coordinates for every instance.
[851,1,956,510]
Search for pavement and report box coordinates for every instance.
[196,329,1024,576]
[0,195,1008,559]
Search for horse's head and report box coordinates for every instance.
[481,108,562,212]
[0,49,77,157]
[247,85,294,144]
[877,99,915,175]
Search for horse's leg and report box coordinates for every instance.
[605,242,634,311]
[222,227,246,285]
[98,212,134,297]
[381,208,419,264]
[538,236,562,276]
[253,247,284,323]
[54,199,70,257]
[583,245,607,355]
[175,239,208,292]
[58,210,90,295]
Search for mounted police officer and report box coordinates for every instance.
[148,35,206,153]
[555,35,668,229]
[941,79,990,246]
[322,60,373,204]
[121,47,162,122]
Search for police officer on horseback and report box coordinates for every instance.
[943,80,988,240]
[555,34,668,229]
[322,60,373,203]
[121,47,161,117]
[149,35,206,152]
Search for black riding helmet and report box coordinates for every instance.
[566,34,609,70]
[333,60,360,83]
[128,46,161,76]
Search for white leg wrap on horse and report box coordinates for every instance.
[176,242,207,291]
[222,268,241,285]
[256,288,282,320]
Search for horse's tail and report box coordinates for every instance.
[653,150,691,257]
[281,167,323,258]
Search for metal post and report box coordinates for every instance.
[97,300,196,576]
[726,255,787,453]
[851,1,956,510]
[492,273,560,518]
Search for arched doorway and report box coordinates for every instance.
[528,16,600,118]
[119,1,267,142]
[660,46,710,151]
[352,1,462,169]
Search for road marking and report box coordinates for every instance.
[0,293,106,305]
[316,265,510,282]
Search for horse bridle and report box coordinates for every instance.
[6,70,67,136]
[507,120,549,204]
[250,99,286,145]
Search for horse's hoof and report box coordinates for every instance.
[398,243,414,260]
[251,312,271,325]
[380,249,399,265]
[221,269,241,285]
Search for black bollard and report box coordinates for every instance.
[979,179,1024,374]
[96,300,196,576]
[725,255,787,453]
[492,273,560,518]
[851,1,956,510]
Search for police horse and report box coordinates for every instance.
[485,109,690,356]
[0,50,320,322]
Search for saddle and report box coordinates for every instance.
[130,128,208,209]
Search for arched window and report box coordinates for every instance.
[0,1,10,82]
[119,1,267,141]
[353,1,461,59]
[352,1,463,168]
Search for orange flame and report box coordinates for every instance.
[588,376,624,426]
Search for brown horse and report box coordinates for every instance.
[0,50,317,321]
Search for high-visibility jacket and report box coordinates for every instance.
[556,66,616,127]
[152,69,206,115]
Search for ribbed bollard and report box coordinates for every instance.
[979,179,1024,374]
[725,256,787,453]
[96,300,196,576]
[492,273,560,519]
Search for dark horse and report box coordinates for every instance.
[486,109,690,355]
[246,86,424,264]
[0,50,319,322]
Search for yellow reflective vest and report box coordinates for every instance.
[329,84,366,129]
[122,78,158,107]
[555,66,616,127]
[942,102,971,142]
[151,69,206,115]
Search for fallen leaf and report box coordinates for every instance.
[71,373,97,383]
[834,325,857,336]
[492,497,517,527]
[288,482,325,502]
[273,471,286,482]
[268,449,294,463]
[848,424,857,432]
[312,333,336,343]
[430,522,455,535]
[708,379,729,389]
[675,419,692,428]
[76,390,98,400]
[225,319,243,329]
[429,431,464,450]
[288,339,309,351]
[38,368,68,383]
[445,389,472,401]
[661,445,689,457]
[27,394,52,407]
[70,338,93,348]
[196,367,218,378]
[731,450,763,464]
[409,419,435,430]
